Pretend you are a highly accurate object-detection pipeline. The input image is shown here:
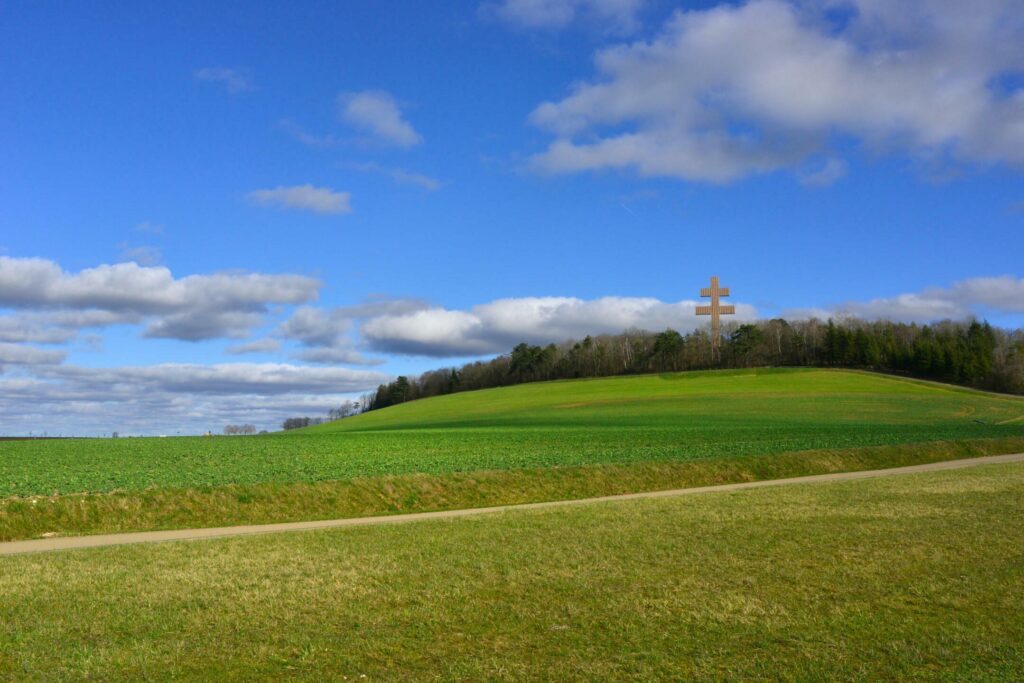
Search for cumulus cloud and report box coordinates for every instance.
[278,306,385,366]
[247,185,352,214]
[0,310,142,344]
[143,311,265,341]
[529,0,1024,183]
[194,67,253,94]
[786,275,1024,322]
[359,279,1024,360]
[337,91,422,148]
[279,306,352,347]
[0,257,318,315]
[0,257,320,342]
[483,0,644,32]
[362,295,758,357]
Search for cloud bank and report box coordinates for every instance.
[0,257,320,342]
[362,296,759,356]
[786,275,1024,322]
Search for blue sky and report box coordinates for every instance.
[1,0,1023,434]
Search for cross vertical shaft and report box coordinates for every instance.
[696,275,735,357]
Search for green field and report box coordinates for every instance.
[2,368,1023,541]
[4,369,1024,497]
[3,461,1023,679]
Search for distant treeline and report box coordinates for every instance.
[281,400,361,431]
[367,318,1024,411]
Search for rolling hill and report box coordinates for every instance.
[1,368,1022,540]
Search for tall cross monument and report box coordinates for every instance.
[696,275,735,356]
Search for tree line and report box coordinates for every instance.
[223,424,257,435]
[281,400,362,431]
[367,318,1024,411]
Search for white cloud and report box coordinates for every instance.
[0,314,77,344]
[33,362,385,396]
[0,342,66,366]
[294,347,386,366]
[948,276,1024,313]
[194,67,253,94]
[529,0,1024,183]
[247,185,352,215]
[0,258,318,315]
[225,338,282,355]
[143,311,265,341]
[786,275,1024,322]
[362,295,758,357]
[827,293,967,322]
[337,91,422,148]
[365,308,486,356]
[0,257,320,341]
[0,310,143,344]
[279,306,352,347]
[278,306,385,366]
[357,277,1024,360]
[483,0,644,32]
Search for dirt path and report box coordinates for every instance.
[3,452,1022,557]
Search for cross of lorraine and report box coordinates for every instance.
[696,275,734,356]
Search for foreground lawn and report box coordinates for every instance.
[2,462,1023,680]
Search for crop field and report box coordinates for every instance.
[2,460,1023,679]
[3,368,1023,497]
[1,368,1023,540]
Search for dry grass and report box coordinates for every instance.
[1,461,1022,680]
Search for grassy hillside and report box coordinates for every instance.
[5,368,1023,497]
[1,368,1022,540]
[3,461,1023,680]
[314,366,1024,432]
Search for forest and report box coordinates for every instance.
[366,318,1024,411]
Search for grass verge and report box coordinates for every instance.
[3,435,1022,542]
[2,460,1023,679]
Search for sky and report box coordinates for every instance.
[1,0,1023,435]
